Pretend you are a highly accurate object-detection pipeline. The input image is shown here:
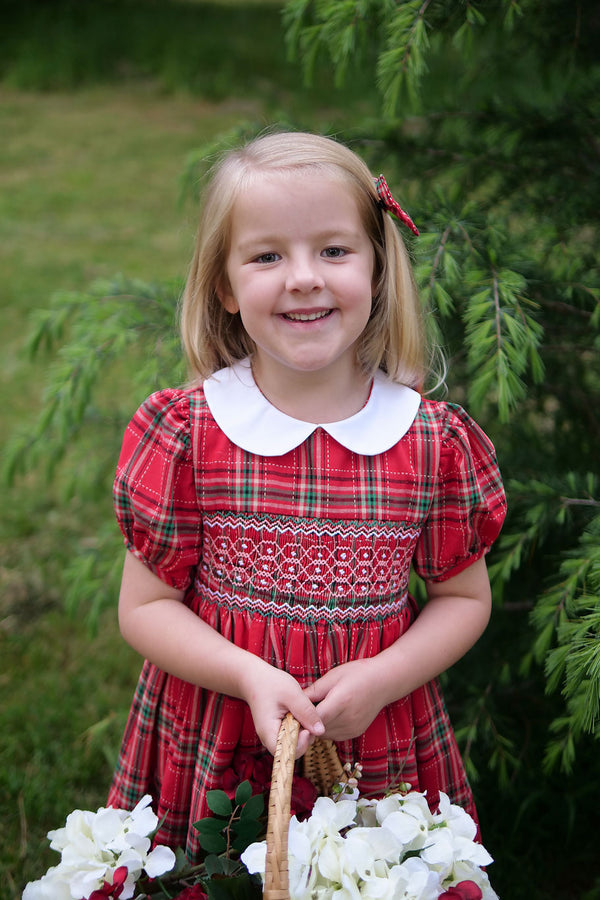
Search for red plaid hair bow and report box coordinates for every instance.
[375,174,419,236]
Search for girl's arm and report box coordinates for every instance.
[118,550,324,756]
[304,556,492,741]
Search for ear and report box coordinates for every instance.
[216,278,239,314]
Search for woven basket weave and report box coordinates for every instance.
[263,714,343,900]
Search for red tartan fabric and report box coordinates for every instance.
[107,385,506,861]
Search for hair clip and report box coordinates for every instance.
[374,175,419,236]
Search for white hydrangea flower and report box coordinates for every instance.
[22,796,176,900]
[387,857,444,900]
[241,787,496,900]
[344,826,401,869]
[449,861,500,900]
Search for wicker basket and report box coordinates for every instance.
[263,714,344,900]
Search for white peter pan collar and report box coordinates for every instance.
[203,358,421,457]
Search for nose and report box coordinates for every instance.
[284,254,325,293]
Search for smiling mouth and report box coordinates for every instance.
[282,309,332,322]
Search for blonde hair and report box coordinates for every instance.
[180,131,427,388]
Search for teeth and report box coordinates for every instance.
[284,310,330,321]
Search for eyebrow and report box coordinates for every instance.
[234,228,365,253]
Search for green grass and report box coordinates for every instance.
[0,609,142,895]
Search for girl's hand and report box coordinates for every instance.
[118,553,324,757]
[305,558,494,743]
[242,661,325,757]
[303,660,386,742]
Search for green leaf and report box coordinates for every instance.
[194,817,228,836]
[206,790,233,817]
[197,832,228,854]
[235,780,253,806]
[232,818,264,842]
[231,821,264,853]
[239,793,265,821]
[204,854,225,877]
[205,873,262,900]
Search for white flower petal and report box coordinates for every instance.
[381,810,427,849]
[118,870,139,900]
[144,844,177,878]
[390,857,442,900]
[374,795,402,825]
[420,832,454,875]
[335,871,362,900]
[93,808,128,847]
[128,795,159,836]
[22,867,73,900]
[130,794,154,817]
[241,840,267,875]
[124,832,151,856]
[312,797,358,832]
[317,836,343,881]
[453,835,494,867]
[348,826,401,864]
[69,866,107,897]
[340,832,375,880]
[289,821,313,866]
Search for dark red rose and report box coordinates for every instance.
[439,881,483,899]
[171,885,208,900]
[220,749,318,819]
[221,748,272,799]
[290,775,318,819]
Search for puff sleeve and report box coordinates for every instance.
[413,403,506,582]
[113,389,202,591]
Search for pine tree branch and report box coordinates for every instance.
[537,297,594,319]
[560,498,600,509]
[400,0,433,76]
[429,226,452,292]
[492,268,503,355]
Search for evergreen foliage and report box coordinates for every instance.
[3,276,186,628]
[283,0,600,778]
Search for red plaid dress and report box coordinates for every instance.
[107,363,506,861]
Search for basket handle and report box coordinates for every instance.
[263,713,299,900]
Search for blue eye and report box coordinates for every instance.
[255,252,280,264]
[322,247,346,258]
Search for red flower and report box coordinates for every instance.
[220,747,316,819]
[88,866,128,899]
[290,775,318,819]
[171,886,208,900]
[439,881,483,899]
[221,749,272,798]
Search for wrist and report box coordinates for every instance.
[366,649,410,708]
[232,654,273,705]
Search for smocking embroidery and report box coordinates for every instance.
[195,512,421,614]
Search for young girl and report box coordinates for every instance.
[108,131,506,861]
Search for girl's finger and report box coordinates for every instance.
[289,693,325,737]
[295,729,316,758]
[303,680,328,703]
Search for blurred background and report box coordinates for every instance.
[1,1,599,897]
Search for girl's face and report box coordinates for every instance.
[219,170,376,413]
